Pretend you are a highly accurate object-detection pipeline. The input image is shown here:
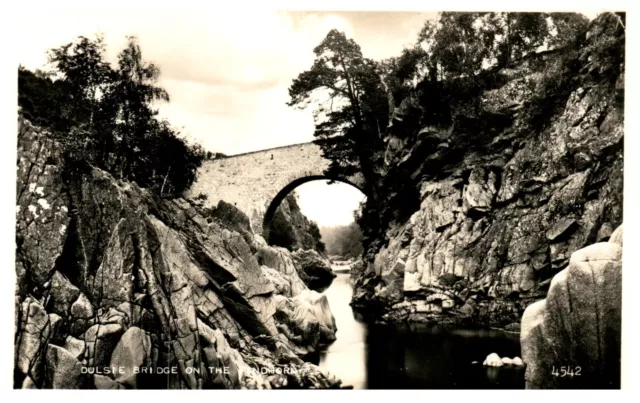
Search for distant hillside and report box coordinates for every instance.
[320,222,364,259]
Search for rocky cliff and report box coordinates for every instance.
[14,117,342,389]
[352,13,624,328]
[266,192,325,254]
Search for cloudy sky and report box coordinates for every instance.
[16,9,436,226]
[17,9,434,155]
[14,8,603,227]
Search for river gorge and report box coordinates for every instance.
[13,12,624,390]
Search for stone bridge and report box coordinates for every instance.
[186,142,365,236]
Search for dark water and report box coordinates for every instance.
[315,271,525,389]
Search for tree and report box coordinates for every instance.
[107,36,170,178]
[47,34,114,126]
[417,12,495,81]
[287,30,389,199]
[18,66,74,132]
[414,12,591,82]
[21,33,204,197]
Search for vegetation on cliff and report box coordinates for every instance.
[18,35,204,198]
[290,12,623,260]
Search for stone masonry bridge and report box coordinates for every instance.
[186,142,365,237]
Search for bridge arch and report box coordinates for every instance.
[186,141,365,236]
[262,174,365,242]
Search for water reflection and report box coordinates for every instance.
[315,271,525,389]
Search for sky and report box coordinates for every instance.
[14,8,602,227]
[16,9,433,155]
[15,9,434,227]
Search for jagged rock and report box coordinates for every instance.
[267,193,325,253]
[14,117,342,389]
[291,249,336,291]
[48,272,80,316]
[44,344,90,389]
[520,225,622,388]
[546,218,578,241]
[70,293,94,320]
[255,245,306,296]
[109,327,152,388]
[262,266,291,296]
[15,297,50,387]
[462,167,497,214]
[15,117,70,288]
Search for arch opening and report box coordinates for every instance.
[262,175,366,251]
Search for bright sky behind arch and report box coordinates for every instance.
[294,180,367,227]
[15,8,602,226]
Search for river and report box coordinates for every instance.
[314,269,525,389]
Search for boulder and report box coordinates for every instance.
[483,353,504,367]
[45,344,91,389]
[63,336,86,360]
[15,297,50,387]
[81,323,125,368]
[512,357,524,367]
[291,249,336,291]
[109,327,152,388]
[70,293,94,320]
[520,225,622,388]
[293,289,338,345]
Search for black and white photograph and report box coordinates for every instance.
[7,4,631,391]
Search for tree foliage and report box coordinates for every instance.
[18,34,204,197]
[413,12,590,82]
[287,30,389,196]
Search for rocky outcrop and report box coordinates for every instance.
[14,117,341,389]
[352,14,624,327]
[291,249,336,291]
[520,224,622,389]
[266,193,325,254]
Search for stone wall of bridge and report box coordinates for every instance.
[186,142,363,235]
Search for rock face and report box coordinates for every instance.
[266,193,325,254]
[14,117,341,389]
[352,14,624,327]
[291,249,337,291]
[520,224,622,389]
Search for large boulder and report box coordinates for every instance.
[291,249,336,291]
[109,327,152,388]
[44,344,91,389]
[520,224,622,388]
